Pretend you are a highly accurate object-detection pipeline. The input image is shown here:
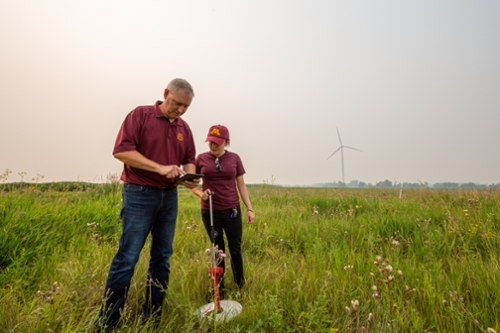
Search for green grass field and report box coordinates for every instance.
[1,183,499,332]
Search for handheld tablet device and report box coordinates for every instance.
[176,173,204,184]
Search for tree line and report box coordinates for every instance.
[312,179,499,189]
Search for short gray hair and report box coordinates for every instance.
[167,78,194,96]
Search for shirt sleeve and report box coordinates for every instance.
[113,109,141,154]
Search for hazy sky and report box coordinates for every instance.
[1,0,499,186]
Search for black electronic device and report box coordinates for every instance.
[176,173,204,184]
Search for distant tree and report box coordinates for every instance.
[433,182,459,189]
[460,183,478,189]
[375,179,393,188]
[403,182,420,188]
[348,180,359,188]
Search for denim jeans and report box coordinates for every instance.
[96,183,178,330]
[201,205,245,290]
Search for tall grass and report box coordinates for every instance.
[1,183,499,332]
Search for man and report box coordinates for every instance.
[96,78,200,331]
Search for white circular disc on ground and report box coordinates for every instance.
[195,300,243,322]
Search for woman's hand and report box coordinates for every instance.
[247,210,255,224]
[201,189,212,201]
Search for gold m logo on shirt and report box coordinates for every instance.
[210,128,221,136]
[177,133,184,141]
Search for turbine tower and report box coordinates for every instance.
[326,127,362,183]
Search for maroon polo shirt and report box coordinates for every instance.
[195,151,245,210]
[113,101,196,187]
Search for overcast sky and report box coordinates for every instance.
[1,0,499,186]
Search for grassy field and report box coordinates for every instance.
[0,182,499,332]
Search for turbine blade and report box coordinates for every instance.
[326,147,341,159]
[343,146,363,152]
[336,127,343,145]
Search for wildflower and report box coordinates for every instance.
[397,270,403,276]
[372,293,379,298]
[220,253,226,258]
[442,299,448,305]
[345,306,351,315]
[344,265,353,270]
[387,275,394,282]
[205,248,211,254]
[367,313,372,322]
[351,300,359,311]
[371,285,378,292]
[487,328,496,333]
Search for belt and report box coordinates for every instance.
[125,183,176,189]
[156,185,177,189]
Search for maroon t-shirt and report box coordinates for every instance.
[195,151,245,210]
[113,101,196,187]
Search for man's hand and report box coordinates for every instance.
[182,177,201,189]
[158,165,184,178]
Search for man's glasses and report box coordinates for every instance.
[215,157,222,171]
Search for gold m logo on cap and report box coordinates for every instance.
[210,128,221,136]
[177,133,184,141]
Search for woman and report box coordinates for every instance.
[192,124,255,294]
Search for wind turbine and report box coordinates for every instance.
[326,127,362,183]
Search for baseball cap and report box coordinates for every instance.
[206,125,230,145]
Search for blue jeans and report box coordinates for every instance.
[97,183,178,329]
